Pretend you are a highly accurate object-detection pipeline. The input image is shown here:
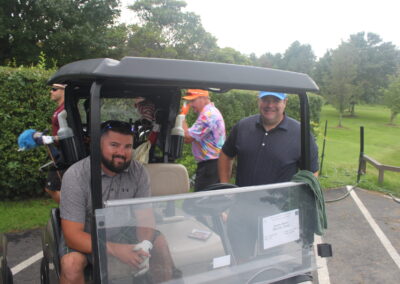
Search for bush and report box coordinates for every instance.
[0,66,55,200]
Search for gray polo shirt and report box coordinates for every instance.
[222,114,319,186]
[60,156,150,233]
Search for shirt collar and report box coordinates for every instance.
[199,102,214,114]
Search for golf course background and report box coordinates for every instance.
[317,104,399,194]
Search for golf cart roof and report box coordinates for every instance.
[48,57,319,94]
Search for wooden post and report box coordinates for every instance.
[378,168,384,184]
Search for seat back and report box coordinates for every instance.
[144,163,190,196]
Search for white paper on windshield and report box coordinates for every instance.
[262,209,299,250]
[213,255,231,269]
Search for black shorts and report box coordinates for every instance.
[194,159,219,192]
[45,169,64,191]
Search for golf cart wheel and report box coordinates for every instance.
[6,266,13,284]
[40,258,49,284]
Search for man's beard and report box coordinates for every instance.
[101,154,131,174]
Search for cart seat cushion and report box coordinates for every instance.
[144,163,190,196]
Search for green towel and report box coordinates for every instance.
[291,170,327,235]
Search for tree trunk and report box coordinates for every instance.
[350,102,355,117]
[338,112,343,127]
[390,112,398,124]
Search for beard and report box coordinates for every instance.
[101,154,131,174]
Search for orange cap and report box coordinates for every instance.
[182,89,209,100]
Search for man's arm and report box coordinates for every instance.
[182,119,195,143]
[61,219,92,253]
[135,208,156,242]
[218,151,234,183]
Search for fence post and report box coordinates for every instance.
[357,126,364,183]
[378,168,384,184]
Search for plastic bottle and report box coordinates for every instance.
[170,114,185,159]
[57,110,79,164]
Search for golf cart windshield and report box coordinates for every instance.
[95,182,317,283]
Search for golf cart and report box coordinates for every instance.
[40,57,331,283]
[1,233,13,284]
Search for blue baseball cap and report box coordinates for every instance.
[259,91,287,100]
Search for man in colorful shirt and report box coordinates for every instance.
[182,89,226,191]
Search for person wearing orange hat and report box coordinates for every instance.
[182,89,226,191]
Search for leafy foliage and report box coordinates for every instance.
[0,66,54,200]
[0,0,126,67]
[382,74,400,124]
[321,43,359,126]
[127,0,218,60]
[349,32,399,104]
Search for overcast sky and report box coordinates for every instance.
[120,0,400,58]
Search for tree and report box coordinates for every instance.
[257,52,283,69]
[209,47,251,65]
[349,32,400,105]
[0,0,126,67]
[325,42,359,127]
[281,41,316,74]
[127,0,218,60]
[382,74,400,124]
[312,50,333,93]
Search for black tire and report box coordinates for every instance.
[40,258,49,284]
[5,265,13,284]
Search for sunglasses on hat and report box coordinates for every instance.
[101,120,134,134]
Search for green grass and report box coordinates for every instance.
[0,198,57,233]
[317,104,400,196]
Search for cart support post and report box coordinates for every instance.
[90,81,106,283]
[299,93,311,171]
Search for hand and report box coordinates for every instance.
[33,132,55,145]
[132,240,153,277]
[107,242,151,271]
[180,102,190,115]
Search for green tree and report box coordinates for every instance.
[312,50,333,93]
[257,52,283,69]
[349,32,400,105]
[127,0,218,60]
[209,47,251,65]
[325,42,359,127]
[382,74,400,124]
[281,41,316,74]
[0,0,126,67]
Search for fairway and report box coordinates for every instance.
[317,104,400,195]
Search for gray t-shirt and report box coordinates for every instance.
[60,156,150,233]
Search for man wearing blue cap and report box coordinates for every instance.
[218,91,318,186]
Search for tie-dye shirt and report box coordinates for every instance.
[188,103,225,162]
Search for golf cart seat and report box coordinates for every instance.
[144,163,190,196]
[41,208,92,283]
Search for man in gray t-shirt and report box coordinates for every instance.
[59,120,175,284]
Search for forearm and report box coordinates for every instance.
[135,208,156,241]
[218,151,234,183]
[182,120,194,143]
[61,219,92,253]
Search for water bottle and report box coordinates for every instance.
[170,114,185,159]
[57,110,79,164]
